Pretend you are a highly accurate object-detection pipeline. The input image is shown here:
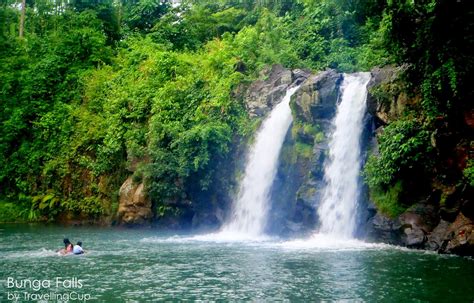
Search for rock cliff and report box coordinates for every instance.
[268,69,343,236]
[364,66,474,256]
[117,177,152,225]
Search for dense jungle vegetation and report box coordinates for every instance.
[0,0,472,222]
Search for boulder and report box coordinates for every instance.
[291,69,342,123]
[399,202,439,231]
[367,202,439,248]
[118,177,152,225]
[439,212,474,256]
[366,65,415,124]
[425,219,450,250]
[397,204,433,248]
[367,198,474,256]
[245,65,310,117]
[366,212,402,245]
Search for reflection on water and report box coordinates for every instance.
[1,224,473,301]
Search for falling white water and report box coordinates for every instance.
[317,73,371,239]
[219,86,300,239]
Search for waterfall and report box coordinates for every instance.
[317,73,371,239]
[221,86,300,238]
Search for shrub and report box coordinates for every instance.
[364,117,434,189]
[369,181,406,218]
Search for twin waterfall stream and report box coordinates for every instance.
[318,73,371,238]
[221,73,371,240]
[2,73,471,302]
[221,86,300,239]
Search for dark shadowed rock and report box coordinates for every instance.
[366,212,402,245]
[292,68,312,85]
[426,220,450,250]
[368,196,474,256]
[367,202,439,248]
[401,225,427,248]
[400,203,439,232]
[439,212,474,256]
[191,207,224,231]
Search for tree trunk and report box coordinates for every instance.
[19,0,26,38]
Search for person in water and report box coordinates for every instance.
[73,241,84,255]
[58,238,73,255]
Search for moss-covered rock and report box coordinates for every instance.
[366,66,424,126]
[290,69,342,123]
[267,70,344,236]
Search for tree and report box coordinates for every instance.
[19,0,25,38]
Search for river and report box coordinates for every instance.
[1,224,473,301]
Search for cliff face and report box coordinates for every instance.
[364,66,474,256]
[118,177,152,226]
[267,65,474,256]
[115,65,343,233]
[114,64,473,257]
[116,65,313,229]
[268,69,343,236]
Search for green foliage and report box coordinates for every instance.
[369,181,406,218]
[464,159,474,188]
[382,0,472,118]
[364,118,434,188]
[0,201,29,223]
[3,0,392,221]
[295,142,313,160]
[285,0,391,71]
[1,0,470,223]
[62,197,105,217]
[363,0,473,216]
[125,0,170,33]
[0,5,119,221]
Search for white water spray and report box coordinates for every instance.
[220,86,300,239]
[317,73,371,239]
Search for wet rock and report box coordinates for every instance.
[368,199,474,256]
[292,69,312,85]
[311,142,328,179]
[118,177,152,225]
[296,181,320,210]
[368,203,439,248]
[291,69,342,123]
[400,203,439,232]
[426,220,450,251]
[439,212,474,256]
[367,212,401,245]
[269,69,343,234]
[401,225,427,248]
[284,220,305,234]
[268,143,318,236]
